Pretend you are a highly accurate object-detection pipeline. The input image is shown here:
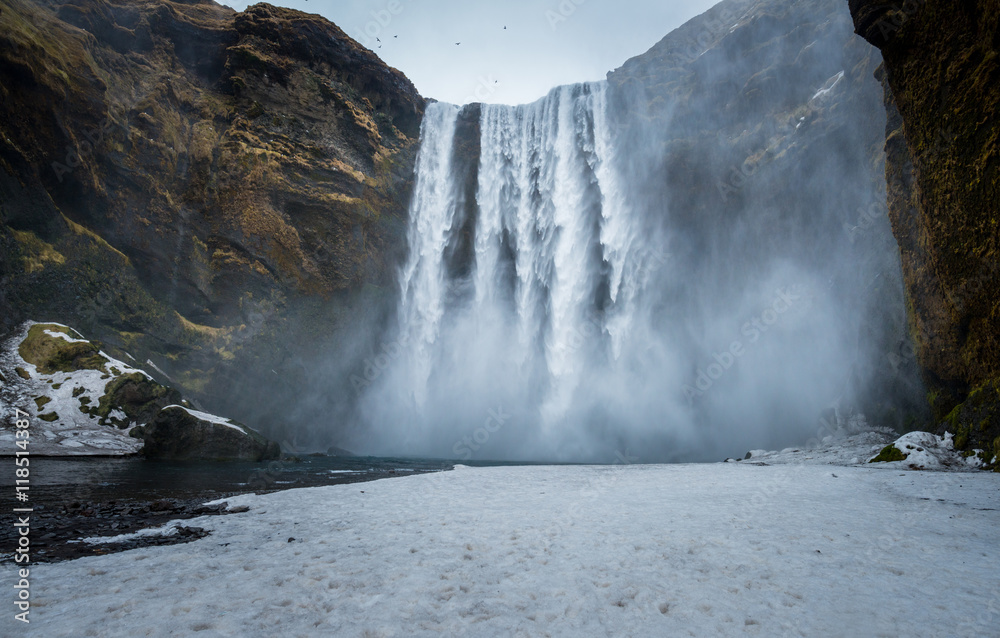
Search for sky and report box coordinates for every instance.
[223,0,722,105]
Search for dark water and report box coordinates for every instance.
[4,456,461,506]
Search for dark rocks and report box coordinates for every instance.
[0,0,425,443]
[140,405,281,461]
[89,372,183,428]
[847,0,1000,428]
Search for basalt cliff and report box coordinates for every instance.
[849,0,1000,462]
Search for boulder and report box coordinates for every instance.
[140,405,280,461]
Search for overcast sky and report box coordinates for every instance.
[223,0,722,105]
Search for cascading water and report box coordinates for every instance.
[355,82,691,461]
[352,81,875,462]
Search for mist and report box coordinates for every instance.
[296,0,926,463]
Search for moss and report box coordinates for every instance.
[15,367,30,380]
[72,386,85,397]
[90,372,181,426]
[870,444,908,463]
[51,382,62,389]
[19,324,107,374]
[12,229,66,273]
[33,396,51,410]
[37,412,59,422]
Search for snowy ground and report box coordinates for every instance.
[15,457,999,637]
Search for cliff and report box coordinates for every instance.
[848,0,1000,464]
[607,0,928,432]
[0,0,424,444]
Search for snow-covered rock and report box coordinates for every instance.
[868,431,984,470]
[0,321,276,458]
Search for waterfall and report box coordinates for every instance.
[353,80,863,463]
[366,82,658,459]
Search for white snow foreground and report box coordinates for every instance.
[23,463,1000,637]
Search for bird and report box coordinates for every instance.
[394,35,398,38]
[504,25,507,29]
[376,37,381,42]
[455,42,461,45]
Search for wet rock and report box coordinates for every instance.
[141,406,281,461]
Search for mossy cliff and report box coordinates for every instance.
[0,0,424,444]
[848,0,1000,458]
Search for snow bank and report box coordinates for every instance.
[20,462,1000,637]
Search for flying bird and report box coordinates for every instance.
[455,42,461,45]
[376,37,381,42]
[394,35,398,38]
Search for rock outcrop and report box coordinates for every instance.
[0,321,280,458]
[137,405,280,461]
[847,0,999,464]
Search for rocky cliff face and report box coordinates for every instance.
[606,0,928,431]
[0,0,424,445]
[848,0,1000,463]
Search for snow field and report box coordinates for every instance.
[19,462,1000,637]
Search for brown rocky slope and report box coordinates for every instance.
[0,0,424,446]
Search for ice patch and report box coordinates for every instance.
[162,405,247,434]
[81,521,183,545]
[811,70,845,101]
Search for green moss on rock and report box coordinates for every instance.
[91,372,182,427]
[18,324,106,374]
[870,444,908,463]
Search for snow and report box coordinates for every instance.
[43,328,89,344]
[0,322,238,455]
[19,458,1000,637]
[162,405,246,434]
[810,70,845,101]
[79,522,183,545]
[0,322,148,455]
[870,431,983,470]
